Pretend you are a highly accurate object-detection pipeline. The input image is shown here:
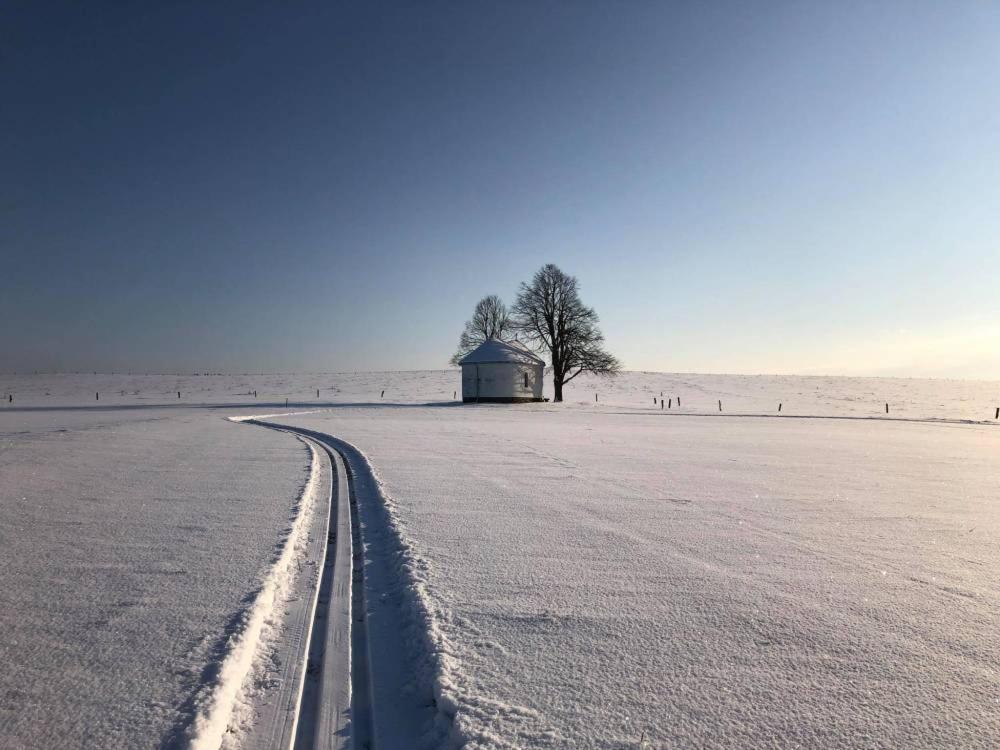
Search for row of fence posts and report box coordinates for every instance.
[2,388,265,403]
[591,394,1000,420]
[93,390,182,400]
[13,389,434,405]
[5,388,353,404]
[267,393,1000,421]
[3,390,999,420]
[91,390,184,401]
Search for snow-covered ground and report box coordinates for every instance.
[0,408,311,749]
[269,403,1000,748]
[2,371,999,748]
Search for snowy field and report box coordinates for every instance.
[2,371,999,749]
[271,404,1000,749]
[2,369,999,422]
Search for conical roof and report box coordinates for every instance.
[459,338,545,365]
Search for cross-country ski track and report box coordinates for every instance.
[193,413,451,750]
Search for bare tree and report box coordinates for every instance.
[512,264,621,402]
[450,294,513,365]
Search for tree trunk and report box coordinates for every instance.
[553,378,563,402]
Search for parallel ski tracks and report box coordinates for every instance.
[243,421,375,750]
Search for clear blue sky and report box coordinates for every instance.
[3,2,999,377]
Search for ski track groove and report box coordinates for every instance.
[241,416,454,750]
[239,419,381,750]
[238,421,362,750]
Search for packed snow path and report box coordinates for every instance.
[239,418,449,748]
[229,423,363,750]
[290,437,358,750]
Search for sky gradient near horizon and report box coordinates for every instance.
[3,2,999,377]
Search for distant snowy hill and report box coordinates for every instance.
[1,370,998,422]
